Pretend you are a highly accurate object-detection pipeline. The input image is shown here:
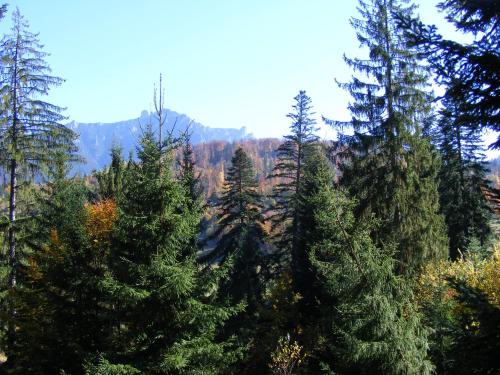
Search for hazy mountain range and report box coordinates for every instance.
[69,109,252,174]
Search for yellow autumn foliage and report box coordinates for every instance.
[417,242,500,307]
[269,335,306,375]
[84,199,117,247]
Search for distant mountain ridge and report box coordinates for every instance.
[69,109,252,174]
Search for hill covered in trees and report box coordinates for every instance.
[0,1,499,374]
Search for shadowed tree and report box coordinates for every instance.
[400,0,500,147]
[268,90,318,274]
[434,97,491,259]
[0,8,76,344]
[327,0,448,273]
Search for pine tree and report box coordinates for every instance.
[298,146,334,300]
[269,90,318,271]
[328,0,448,272]
[305,168,433,374]
[0,8,76,340]
[95,144,124,199]
[401,0,500,147]
[206,147,266,311]
[434,98,491,259]
[99,128,238,373]
[5,158,113,374]
[178,133,201,205]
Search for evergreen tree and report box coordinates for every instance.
[95,145,124,199]
[328,0,448,272]
[99,128,238,373]
[445,279,500,375]
[0,8,76,340]
[269,90,318,272]
[434,98,491,259]
[401,0,500,147]
[305,170,433,374]
[5,158,112,374]
[205,147,266,311]
[178,133,201,205]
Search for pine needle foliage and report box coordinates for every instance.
[328,0,448,272]
[433,98,491,259]
[269,90,318,268]
[100,128,239,374]
[306,173,433,375]
[205,147,267,367]
[401,0,500,147]
[0,7,77,346]
[95,145,124,200]
[5,160,111,374]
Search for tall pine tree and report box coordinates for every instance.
[401,0,500,147]
[5,159,112,374]
[303,153,433,374]
[328,0,448,272]
[434,97,491,259]
[269,90,318,274]
[0,7,76,344]
[205,147,266,311]
[99,128,238,373]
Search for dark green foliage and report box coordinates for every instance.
[178,134,202,206]
[306,175,433,375]
[328,0,448,272]
[95,145,124,199]
[401,0,500,147]
[206,147,266,295]
[269,90,318,272]
[292,146,334,333]
[0,9,77,343]
[100,128,238,374]
[205,147,267,370]
[434,98,491,259]
[83,355,141,375]
[444,279,500,375]
[4,160,112,374]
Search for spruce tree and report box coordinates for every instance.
[0,8,76,339]
[304,162,433,374]
[401,0,500,147]
[328,0,448,272]
[99,128,237,373]
[178,134,201,205]
[206,147,266,311]
[5,158,112,374]
[269,90,318,271]
[95,145,124,199]
[434,98,491,259]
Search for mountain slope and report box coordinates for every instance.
[70,109,251,174]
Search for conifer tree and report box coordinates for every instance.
[178,134,201,205]
[5,158,112,374]
[201,147,268,372]
[95,145,124,199]
[99,128,237,373]
[269,90,318,271]
[401,0,500,147]
[434,98,491,259]
[305,165,433,374]
[206,147,266,310]
[328,0,448,272]
[0,9,76,336]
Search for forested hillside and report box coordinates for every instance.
[0,1,499,375]
[181,138,299,196]
[69,111,252,175]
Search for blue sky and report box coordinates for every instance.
[1,0,497,156]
